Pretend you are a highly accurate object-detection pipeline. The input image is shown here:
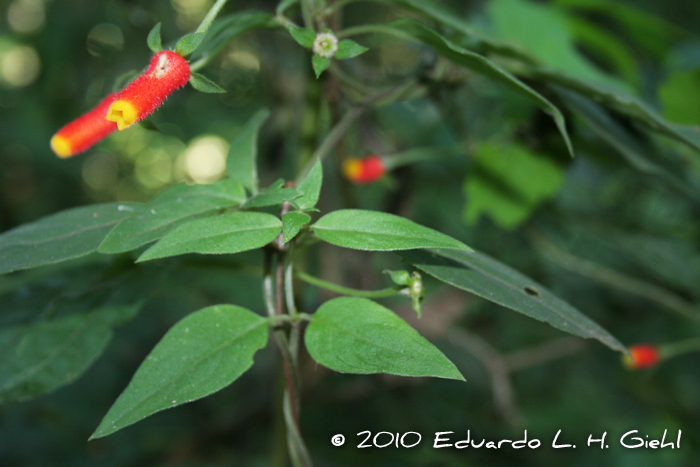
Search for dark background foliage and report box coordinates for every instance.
[1,0,699,466]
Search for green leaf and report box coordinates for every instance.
[312,55,330,78]
[383,18,574,157]
[226,109,270,193]
[554,0,687,60]
[659,69,700,126]
[0,305,139,404]
[282,212,311,243]
[137,212,282,262]
[0,261,152,327]
[0,203,145,275]
[335,40,369,60]
[536,68,700,155]
[242,179,301,209]
[150,178,247,205]
[189,72,226,93]
[288,25,316,48]
[190,12,275,62]
[147,22,162,53]
[312,209,470,251]
[175,32,206,56]
[399,249,627,353]
[393,0,478,37]
[566,17,639,87]
[488,0,620,89]
[99,180,246,254]
[391,0,536,63]
[557,88,700,203]
[464,142,565,229]
[295,157,323,211]
[91,305,269,439]
[555,222,700,297]
[385,269,412,286]
[305,297,463,380]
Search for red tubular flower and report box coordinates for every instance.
[624,344,661,369]
[106,51,190,130]
[50,93,119,158]
[342,155,386,183]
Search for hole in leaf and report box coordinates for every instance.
[523,286,540,296]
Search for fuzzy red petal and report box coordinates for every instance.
[50,93,119,157]
[108,51,190,129]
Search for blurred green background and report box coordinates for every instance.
[1,0,700,466]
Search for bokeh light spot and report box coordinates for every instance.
[181,135,229,184]
[135,148,173,189]
[87,24,125,57]
[83,152,119,191]
[0,44,41,87]
[8,0,45,34]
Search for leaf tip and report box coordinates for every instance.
[134,252,152,263]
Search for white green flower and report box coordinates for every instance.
[312,32,339,58]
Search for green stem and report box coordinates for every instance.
[301,0,315,30]
[660,337,700,360]
[325,0,401,16]
[295,105,363,184]
[381,144,464,170]
[324,0,359,15]
[275,14,298,30]
[284,243,302,360]
[264,245,313,467]
[264,249,278,318]
[295,81,417,183]
[196,0,231,34]
[336,23,408,40]
[268,313,313,324]
[284,389,314,467]
[329,62,377,97]
[295,269,403,298]
[277,0,299,16]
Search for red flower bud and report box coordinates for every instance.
[106,51,190,130]
[50,93,119,158]
[624,344,661,369]
[342,155,386,183]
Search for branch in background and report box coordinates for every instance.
[528,229,700,324]
[449,330,587,428]
[448,329,522,428]
[296,81,419,183]
[504,337,585,371]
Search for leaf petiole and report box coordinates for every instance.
[295,269,404,298]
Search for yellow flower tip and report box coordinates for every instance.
[50,134,73,158]
[106,100,138,130]
[342,158,362,181]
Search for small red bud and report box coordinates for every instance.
[624,344,660,369]
[342,155,386,183]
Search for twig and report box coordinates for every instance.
[195,0,230,34]
[263,249,313,467]
[295,269,403,298]
[449,330,588,427]
[529,229,700,324]
[504,337,585,371]
[448,329,522,427]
